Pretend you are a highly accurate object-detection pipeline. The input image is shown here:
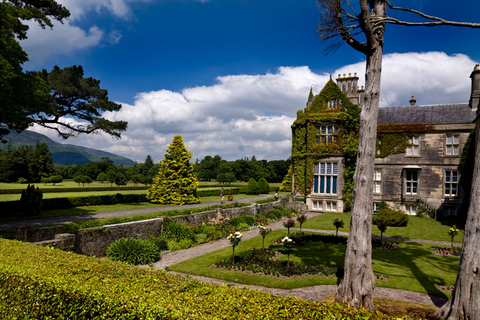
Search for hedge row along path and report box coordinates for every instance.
[2,196,457,308]
[0,195,273,230]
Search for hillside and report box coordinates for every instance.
[1,130,134,166]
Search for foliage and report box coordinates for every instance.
[73,175,92,186]
[279,164,293,192]
[257,177,270,194]
[375,124,433,158]
[19,184,43,216]
[236,222,250,231]
[0,239,408,320]
[0,142,53,183]
[267,206,297,220]
[105,237,160,265]
[147,135,200,204]
[215,248,336,277]
[257,224,272,249]
[372,202,409,227]
[296,214,307,233]
[227,231,243,248]
[0,0,70,139]
[333,218,345,236]
[41,175,63,185]
[290,232,349,245]
[283,218,295,235]
[162,220,197,243]
[230,215,256,228]
[246,178,259,195]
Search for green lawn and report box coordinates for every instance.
[168,229,459,298]
[301,212,464,243]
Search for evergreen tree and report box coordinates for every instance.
[20,185,43,216]
[147,135,200,204]
[280,165,293,192]
[246,178,259,195]
[257,177,270,194]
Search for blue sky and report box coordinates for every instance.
[22,0,480,163]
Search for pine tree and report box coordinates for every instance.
[279,165,293,192]
[147,135,200,204]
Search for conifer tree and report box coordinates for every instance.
[147,135,200,204]
[279,165,293,192]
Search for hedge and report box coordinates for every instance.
[0,239,410,319]
[0,186,149,194]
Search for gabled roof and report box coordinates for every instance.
[378,104,476,125]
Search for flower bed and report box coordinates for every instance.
[431,246,461,256]
[214,248,336,277]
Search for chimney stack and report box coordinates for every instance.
[409,96,416,106]
[470,64,480,112]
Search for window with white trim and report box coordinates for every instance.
[405,205,417,215]
[406,136,420,156]
[405,170,419,195]
[373,169,382,194]
[326,201,337,211]
[317,125,339,144]
[314,162,338,195]
[445,134,460,155]
[445,170,458,196]
[373,202,380,212]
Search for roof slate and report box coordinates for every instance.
[377,104,476,125]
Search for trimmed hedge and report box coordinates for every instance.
[0,239,409,319]
[0,186,149,194]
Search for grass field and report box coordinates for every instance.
[168,229,459,298]
[301,212,464,243]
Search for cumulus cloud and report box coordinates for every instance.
[32,52,479,163]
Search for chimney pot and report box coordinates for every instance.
[409,95,416,106]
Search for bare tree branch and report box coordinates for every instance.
[385,1,480,28]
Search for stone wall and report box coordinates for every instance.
[29,200,306,257]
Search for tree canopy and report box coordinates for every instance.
[0,1,127,140]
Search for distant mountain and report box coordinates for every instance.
[1,130,135,166]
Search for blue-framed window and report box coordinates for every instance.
[314,162,338,195]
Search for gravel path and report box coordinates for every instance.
[152,211,451,307]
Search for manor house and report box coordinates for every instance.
[291,65,480,218]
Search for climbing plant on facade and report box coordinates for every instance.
[147,135,200,205]
[291,78,360,204]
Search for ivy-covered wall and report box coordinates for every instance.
[376,124,434,158]
[291,79,360,208]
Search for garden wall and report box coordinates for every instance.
[22,199,306,257]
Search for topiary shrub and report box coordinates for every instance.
[257,178,270,194]
[106,237,160,265]
[162,220,197,243]
[20,184,43,216]
[373,201,409,227]
[246,178,259,195]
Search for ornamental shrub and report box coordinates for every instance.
[236,222,250,231]
[20,184,43,216]
[230,215,256,227]
[372,201,409,227]
[162,220,197,243]
[246,178,259,195]
[257,177,270,194]
[105,237,160,265]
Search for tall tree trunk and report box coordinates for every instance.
[335,42,383,310]
[435,124,480,319]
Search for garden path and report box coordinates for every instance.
[152,211,452,308]
[0,195,272,230]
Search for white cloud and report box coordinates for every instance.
[21,0,151,65]
[32,52,479,163]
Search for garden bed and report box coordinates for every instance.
[431,246,461,256]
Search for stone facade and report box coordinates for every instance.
[294,65,480,218]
